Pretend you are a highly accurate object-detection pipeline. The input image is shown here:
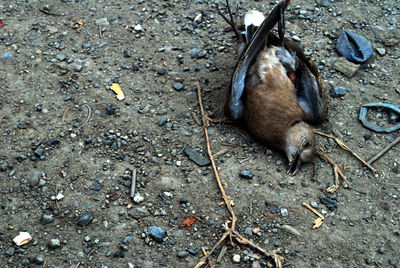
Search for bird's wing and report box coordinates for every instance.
[284,38,328,124]
[227,0,292,119]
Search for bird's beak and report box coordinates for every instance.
[287,154,301,176]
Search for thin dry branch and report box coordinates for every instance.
[302,202,324,229]
[130,169,137,199]
[316,148,350,193]
[196,82,237,228]
[314,130,377,174]
[194,82,283,268]
[368,135,400,165]
[62,103,92,129]
[202,247,214,268]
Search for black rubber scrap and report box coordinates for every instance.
[319,196,338,211]
[184,148,211,167]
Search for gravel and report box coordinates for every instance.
[148,226,166,242]
[76,214,94,226]
[0,0,399,267]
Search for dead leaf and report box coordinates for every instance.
[110,83,125,100]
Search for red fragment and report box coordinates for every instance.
[288,72,296,84]
[0,20,5,29]
[179,215,196,230]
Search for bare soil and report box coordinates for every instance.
[0,0,399,267]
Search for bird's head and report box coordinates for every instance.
[285,121,315,175]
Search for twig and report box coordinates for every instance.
[196,82,236,228]
[143,14,152,24]
[314,130,377,174]
[302,202,324,218]
[217,245,228,263]
[302,202,324,229]
[368,135,400,165]
[194,82,283,268]
[78,104,92,129]
[39,8,60,16]
[232,229,283,264]
[221,142,244,148]
[202,247,214,268]
[87,247,97,257]
[62,106,73,121]
[316,148,350,193]
[214,148,229,158]
[130,169,137,199]
[62,104,92,129]
[195,232,230,268]
[99,26,103,38]
[191,111,202,126]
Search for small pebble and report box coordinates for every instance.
[194,13,202,24]
[331,86,347,97]
[148,225,166,242]
[173,82,184,91]
[233,254,241,263]
[82,42,91,49]
[49,238,61,248]
[376,47,386,56]
[56,54,66,61]
[177,250,189,258]
[123,50,131,58]
[90,184,101,191]
[133,194,145,203]
[35,257,44,264]
[5,247,15,256]
[76,213,94,226]
[282,224,302,237]
[301,181,309,187]
[95,18,109,26]
[41,214,54,225]
[123,236,133,244]
[134,24,143,31]
[239,171,254,180]
[244,227,253,236]
[157,68,166,75]
[281,208,289,217]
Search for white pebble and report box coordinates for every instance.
[133,194,145,204]
[134,24,143,31]
[233,254,241,263]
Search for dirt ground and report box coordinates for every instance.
[1,0,400,267]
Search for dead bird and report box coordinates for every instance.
[218,0,328,174]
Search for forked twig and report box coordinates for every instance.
[314,130,377,174]
[216,0,241,39]
[194,82,283,268]
[316,148,350,193]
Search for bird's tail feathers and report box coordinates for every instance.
[244,10,265,44]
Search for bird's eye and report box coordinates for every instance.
[304,142,311,148]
